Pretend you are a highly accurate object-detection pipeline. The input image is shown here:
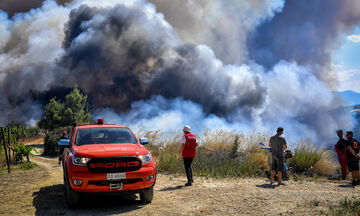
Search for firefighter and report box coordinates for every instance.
[180,125,198,186]
[58,131,69,164]
[335,130,348,180]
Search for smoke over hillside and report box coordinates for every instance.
[0,0,359,144]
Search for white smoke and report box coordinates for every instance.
[148,0,285,64]
[95,95,252,133]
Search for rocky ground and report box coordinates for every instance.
[0,137,358,215]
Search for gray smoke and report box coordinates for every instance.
[248,0,360,85]
[0,0,358,144]
[60,4,266,115]
[148,0,284,65]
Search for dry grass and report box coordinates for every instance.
[247,152,270,170]
[200,129,242,152]
[136,129,337,178]
[135,130,271,177]
[312,150,338,177]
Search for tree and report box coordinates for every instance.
[62,87,93,126]
[38,98,64,130]
[38,87,93,130]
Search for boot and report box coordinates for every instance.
[351,180,357,186]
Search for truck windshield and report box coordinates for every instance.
[75,128,138,146]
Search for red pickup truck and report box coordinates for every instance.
[59,120,156,207]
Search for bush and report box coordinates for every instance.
[329,197,360,215]
[14,143,36,163]
[287,142,322,175]
[26,126,42,137]
[312,150,337,177]
[247,152,270,171]
[43,126,72,156]
[18,162,37,170]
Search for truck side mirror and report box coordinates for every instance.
[139,138,149,145]
[58,139,71,148]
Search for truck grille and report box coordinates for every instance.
[87,156,142,173]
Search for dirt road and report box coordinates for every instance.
[1,138,359,215]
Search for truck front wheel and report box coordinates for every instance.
[65,173,80,208]
[140,186,154,203]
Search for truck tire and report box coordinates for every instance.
[65,172,80,208]
[140,186,154,203]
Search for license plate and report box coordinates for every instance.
[107,173,126,180]
[109,182,123,190]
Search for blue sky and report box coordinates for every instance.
[333,26,360,93]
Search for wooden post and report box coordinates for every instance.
[1,127,10,173]
[6,127,11,164]
[22,126,25,141]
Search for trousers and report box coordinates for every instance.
[183,157,194,182]
[335,145,347,178]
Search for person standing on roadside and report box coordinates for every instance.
[335,130,348,180]
[345,131,360,185]
[269,127,287,186]
[180,125,198,186]
[58,131,69,164]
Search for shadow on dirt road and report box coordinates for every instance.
[32,184,146,215]
[159,185,184,191]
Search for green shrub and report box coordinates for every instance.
[14,143,36,163]
[18,162,37,170]
[43,126,72,156]
[287,143,321,175]
[26,126,42,137]
[329,197,360,215]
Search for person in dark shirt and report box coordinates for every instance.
[335,130,347,179]
[345,131,360,185]
[269,127,287,186]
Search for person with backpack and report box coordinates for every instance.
[180,125,198,186]
[269,127,288,186]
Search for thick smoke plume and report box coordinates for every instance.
[0,0,359,144]
[148,0,284,65]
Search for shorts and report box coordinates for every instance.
[271,156,284,172]
[347,158,359,172]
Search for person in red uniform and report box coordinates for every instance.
[180,125,198,186]
[335,130,347,179]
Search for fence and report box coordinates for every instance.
[0,126,28,173]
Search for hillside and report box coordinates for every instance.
[335,90,360,106]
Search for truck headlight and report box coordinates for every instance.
[139,154,152,164]
[72,157,90,166]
